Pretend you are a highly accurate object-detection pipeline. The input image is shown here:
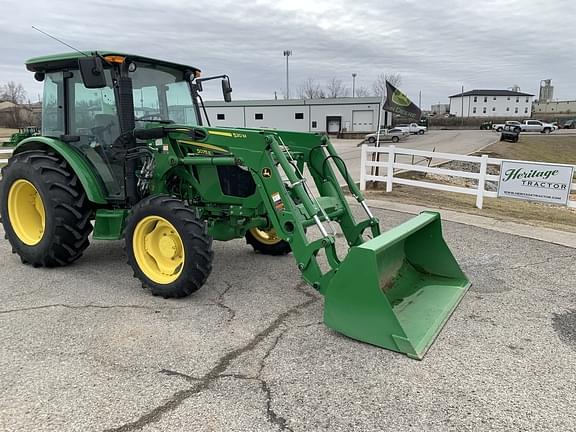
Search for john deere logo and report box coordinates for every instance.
[262,168,272,178]
[392,89,411,107]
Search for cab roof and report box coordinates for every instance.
[25,51,201,74]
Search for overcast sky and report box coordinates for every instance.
[0,0,574,108]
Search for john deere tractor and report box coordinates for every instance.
[0,51,470,359]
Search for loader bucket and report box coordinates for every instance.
[324,211,470,359]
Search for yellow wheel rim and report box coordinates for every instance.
[7,179,46,246]
[132,216,185,284]
[249,227,282,245]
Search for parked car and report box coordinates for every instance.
[500,124,520,143]
[395,123,427,135]
[364,128,407,144]
[562,119,576,129]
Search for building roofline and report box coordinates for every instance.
[449,89,534,98]
[204,97,383,107]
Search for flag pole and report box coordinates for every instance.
[374,83,386,177]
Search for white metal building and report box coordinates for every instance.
[449,90,534,117]
[202,97,391,134]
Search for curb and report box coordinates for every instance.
[351,197,576,249]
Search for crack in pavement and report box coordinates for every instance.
[104,281,319,432]
[214,281,236,322]
[0,304,184,315]
[159,369,201,383]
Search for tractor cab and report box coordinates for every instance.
[25,52,228,202]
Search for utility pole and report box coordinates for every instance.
[283,50,292,99]
[352,73,357,98]
[461,85,464,127]
[418,90,421,108]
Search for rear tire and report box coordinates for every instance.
[246,228,291,256]
[368,137,376,144]
[0,150,92,267]
[497,127,503,132]
[125,195,213,298]
[392,136,399,143]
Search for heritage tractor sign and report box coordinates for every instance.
[497,160,574,205]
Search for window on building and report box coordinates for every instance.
[312,121,317,128]
[506,107,510,111]
[516,97,519,103]
[492,107,496,111]
[255,113,263,120]
[507,96,510,101]
[514,107,518,113]
[483,107,487,114]
[524,107,529,113]
[483,96,488,102]
[493,96,497,101]
[217,113,225,120]
[525,97,529,103]
[473,96,477,102]
[295,112,304,119]
[472,107,477,114]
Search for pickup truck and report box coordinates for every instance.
[395,123,427,135]
[492,121,522,132]
[493,120,556,133]
[364,128,408,144]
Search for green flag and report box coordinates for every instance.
[383,81,421,121]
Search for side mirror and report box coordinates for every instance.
[78,56,107,89]
[222,78,232,103]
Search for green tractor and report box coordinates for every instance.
[6,127,40,147]
[0,51,470,359]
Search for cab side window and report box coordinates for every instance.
[42,72,65,137]
[68,70,119,146]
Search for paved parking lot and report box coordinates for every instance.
[1,204,575,431]
[331,130,497,182]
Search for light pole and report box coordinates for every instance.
[352,73,357,98]
[283,50,292,99]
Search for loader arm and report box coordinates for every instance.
[150,125,470,359]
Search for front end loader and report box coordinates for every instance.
[0,51,470,359]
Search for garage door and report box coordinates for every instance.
[352,110,374,132]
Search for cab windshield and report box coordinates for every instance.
[130,63,198,126]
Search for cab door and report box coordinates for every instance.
[66,70,125,200]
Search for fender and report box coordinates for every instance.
[14,137,108,204]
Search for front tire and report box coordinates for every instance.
[392,136,399,143]
[368,137,376,144]
[0,150,92,267]
[418,129,425,135]
[542,128,551,134]
[246,228,291,256]
[125,195,213,298]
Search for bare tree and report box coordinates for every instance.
[372,73,402,96]
[1,81,28,127]
[326,77,349,98]
[355,86,371,97]
[1,81,26,104]
[297,78,325,99]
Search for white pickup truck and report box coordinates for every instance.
[395,123,427,135]
[492,120,556,133]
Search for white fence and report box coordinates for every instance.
[360,144,576,209]
[0,148,12,165]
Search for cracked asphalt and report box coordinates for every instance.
[1,205,575,431]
